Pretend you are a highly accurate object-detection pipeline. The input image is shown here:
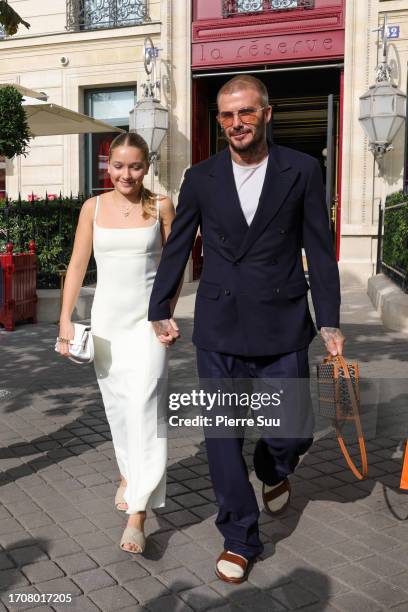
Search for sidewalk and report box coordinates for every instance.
[0,281,407,612]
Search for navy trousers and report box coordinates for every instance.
[196,347,314,560]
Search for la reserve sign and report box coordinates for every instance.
[192,30,344,68]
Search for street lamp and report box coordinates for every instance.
[359,16,406,160]
[130,37,169,175]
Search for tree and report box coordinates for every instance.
[0,1,30,36]
[0,86,31,158]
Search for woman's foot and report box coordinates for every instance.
[115,478,128,512]
[120,512,146,554]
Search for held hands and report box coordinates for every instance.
[152,319,180,347]
[57,320,75,357]
[320,327,345,356]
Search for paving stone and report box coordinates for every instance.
[268,581,320,610]
[145,594,194,611]
[72,567,116,593]
[0,586,41,611]
[89,584,139,611]
[330,591,382,612]
[173,492,208,507]
[183,478,212,492]
[89,511,124,530]
[105,559,149,583]
[297,546,349,571]
[0,553,15,571]
[165,510,201,527]
[159,566,203,592]
[235,591,287,611]
[88,544,131,566]
[328,563,378,588]
[359,553,407,577]
[0,518,25,535]
[358,580,408,608]
[36,577,82,596]
[73,530,113,550]
[46,537,83,559]
[180,584,227,611]
[18,512,54,530]
[55,552,98,575]
[0,568,29,589]
[62,517,98,536]
[5,501,41,517]
[125,576,171,602]
[29,525,68,541]
[21,560,64,583]
[53,595,101,612]
[333,539,374,562]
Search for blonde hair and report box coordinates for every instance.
[109,132,157,219]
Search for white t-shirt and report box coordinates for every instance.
[232,156,268,225]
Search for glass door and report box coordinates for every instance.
[84,87,136,196]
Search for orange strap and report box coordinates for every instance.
[324,354,368,480]
[401,441,408,490]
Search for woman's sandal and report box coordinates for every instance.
[120,527,146,554]
[115,484,128,512]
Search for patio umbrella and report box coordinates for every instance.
[21,96,125,137]
[0,84,125,136]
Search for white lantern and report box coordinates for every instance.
[359,80,406,158]
[129,97,168,157]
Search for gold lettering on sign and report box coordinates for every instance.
[278,42,288,54]
[323,38,333,50]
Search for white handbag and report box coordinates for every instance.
[55,323,94,364]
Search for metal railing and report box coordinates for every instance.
[377,198,408,293]
[222,0,314,17]
[66,0,150,32]
[0,194,96,290]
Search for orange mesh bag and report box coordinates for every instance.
[317,354,368,480]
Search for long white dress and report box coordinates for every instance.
[91,196,168,514]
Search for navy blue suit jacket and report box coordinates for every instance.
[148,144,341,356]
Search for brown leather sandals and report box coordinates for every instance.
[215,550,253,584]
[262,478,291,516]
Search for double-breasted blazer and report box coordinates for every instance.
[148,143,341,356]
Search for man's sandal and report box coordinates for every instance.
[115,484,128,512]
[120,527,146,554]
[215,550,252,584]
[262,478,291,516]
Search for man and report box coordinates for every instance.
[148,75,344,583]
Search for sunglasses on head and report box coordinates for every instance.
[216,106,268,128]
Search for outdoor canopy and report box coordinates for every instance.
[0,83,125,137]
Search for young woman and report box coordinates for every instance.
[57,132,178,554]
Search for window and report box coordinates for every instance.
[67,0,150,32]
[223,0,314,17]
[84,87,136,196]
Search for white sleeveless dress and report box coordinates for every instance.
[91,196,168,514]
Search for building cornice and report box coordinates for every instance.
[0,22,162,51]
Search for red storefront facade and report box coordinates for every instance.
[191,0,345,259]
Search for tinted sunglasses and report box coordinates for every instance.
[217,106,268,128]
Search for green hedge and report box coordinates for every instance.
[383,190,408,291]
[0,196,96,289]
